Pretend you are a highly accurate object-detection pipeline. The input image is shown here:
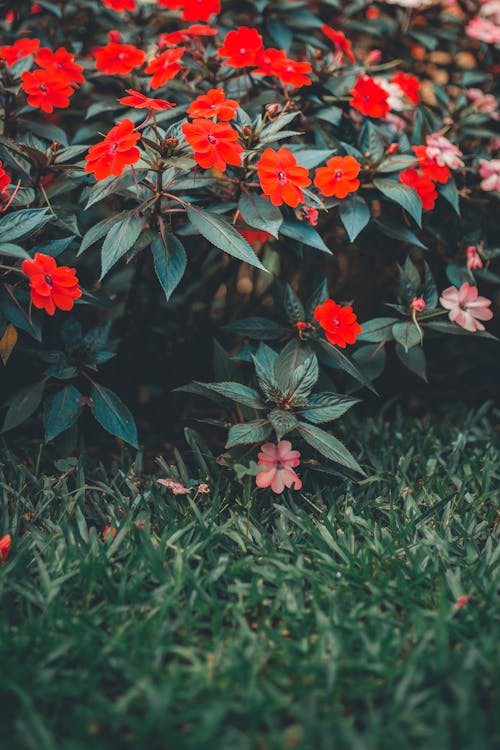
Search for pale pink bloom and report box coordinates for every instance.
[479,159,500,191]
[466,16,500,44]
[454,594,472,610]
[466,88,498,117]
[466,245,483,270]
[157,477,191,494]
[440,282,493,332]
[366,49,382,65]
[383,0,432,7]
[411,297,426,312]
[425,134,464,170]
[375,77,406,111]
[256,440,302,494]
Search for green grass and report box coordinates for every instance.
[0,407,499,750]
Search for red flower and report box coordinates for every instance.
[314,155,361,198]
[22,253,82,316]
[314,300,362,348]
[0,534,11,563]
[321,25,355,64]
[102,0,137,9]
[257,147,311,207]
[158,24,216,48]
[0,38,39,67]
[102,525,118,540]
[94,42,145,75]
[400,168,437,210]
[350,76,389,118]
[255,48,312,88]
[181,118,243,171]
[35,47,85,85]
[119,89,176,110]
[0,161,9,192]
[181,0,220,21]
[412,145,450,184]
[187,88,239,120]
[218,26,264,68]
[21,69,74,113]
[84,118,141,180]
[391,72,420,104]
[145,47,185,89]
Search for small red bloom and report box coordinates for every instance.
[314,299,362,348]
[181,0,220,22]
[0,38,40,67]
[314,155,361,199]
[94,42,145,75]
[255,48,312,88]
[102,525,118,540]
[350,76,390,118]
[35,47,85,85]
[145,47,185,89]
[321,25,355,64]
[187,88,239,120]
[454,595,472,610]
[84,118,141,180]
[102,0,136,9]
[0,161,9,192]
[218,26,264,68]
[400,168,437,211]
[391,72,420,104]
[0,534,11,563]
[119,89,176,110]
[21,68,74,113]
[301,206,319,226]
[182,118,243,171]
[410,297,426,312]
[257,147,311,208]
[22,253,82,316]
[412,145,450,184]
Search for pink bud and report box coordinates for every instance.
[411,297,426,312]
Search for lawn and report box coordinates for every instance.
[0,407,499,750]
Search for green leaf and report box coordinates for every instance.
[395,343,427,382]
[373,178,422,227]
[306,279,329,319]
[226,419,272,448]
[392,320,422,352]
[2,380,46,433]
[269,409,299,439]
[275,340,312,393]
[352,343,386,383]
[238,194,283,239]
[252,344,281,402]
[374,218,427,250]
[279,220,331,254]
[0,285,42,340]
[274,279,305,325]
[223,317,287,340]
[360,121,385,163]
[101,213,146,279]
[377,155,417,173]
[318,340,376,393]
[299,393,359,424]
[44,385,83,442]
[0,208,51,243]
[438,179,460,215]
[422,261,438,309]
[339,195,370,242]
[151,233,187,300]
[90,384,138,448]
[358,317,399,342]
[296,422,365,474]
[0,243,30,259]
[186,207,266,270]
[196,382,265,409]
[284,354,319,403]
[78,213,127,256]
[424,320,497,339]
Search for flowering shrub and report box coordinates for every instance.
[0,0,498,487]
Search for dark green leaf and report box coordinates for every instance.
[151,233,187,300]
[300,392,358,424]
[392,320,422,352]
[0,209,51,243]
[196,382,265,409]
[358,317,398,342]
[280,220,331,254]
[269,409,299,439]
[395,343,427,381]
[44,385,83,442]
[226,419,272,448]
[223,317,287,340]
[2,380,45,433]
[296,422,365,474]
[186,207,266,270]
[90,384,138,448]
[373,178,422,227]
[274,279,305,325]
[339,195,371,242]
[238,194,283,239]
[101,213,146,278]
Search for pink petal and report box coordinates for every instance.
[256,467,276,489]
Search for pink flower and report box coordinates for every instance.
[256,440,302,494]
[411,297,426,312]
[440,282,493,332]
[157,477,191,494]
[454,594,472,610]
[479,159,500,192]
[466,245,483,270]
[425,134,464,170]
[466,88,498,117]
[466,16,500,44]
